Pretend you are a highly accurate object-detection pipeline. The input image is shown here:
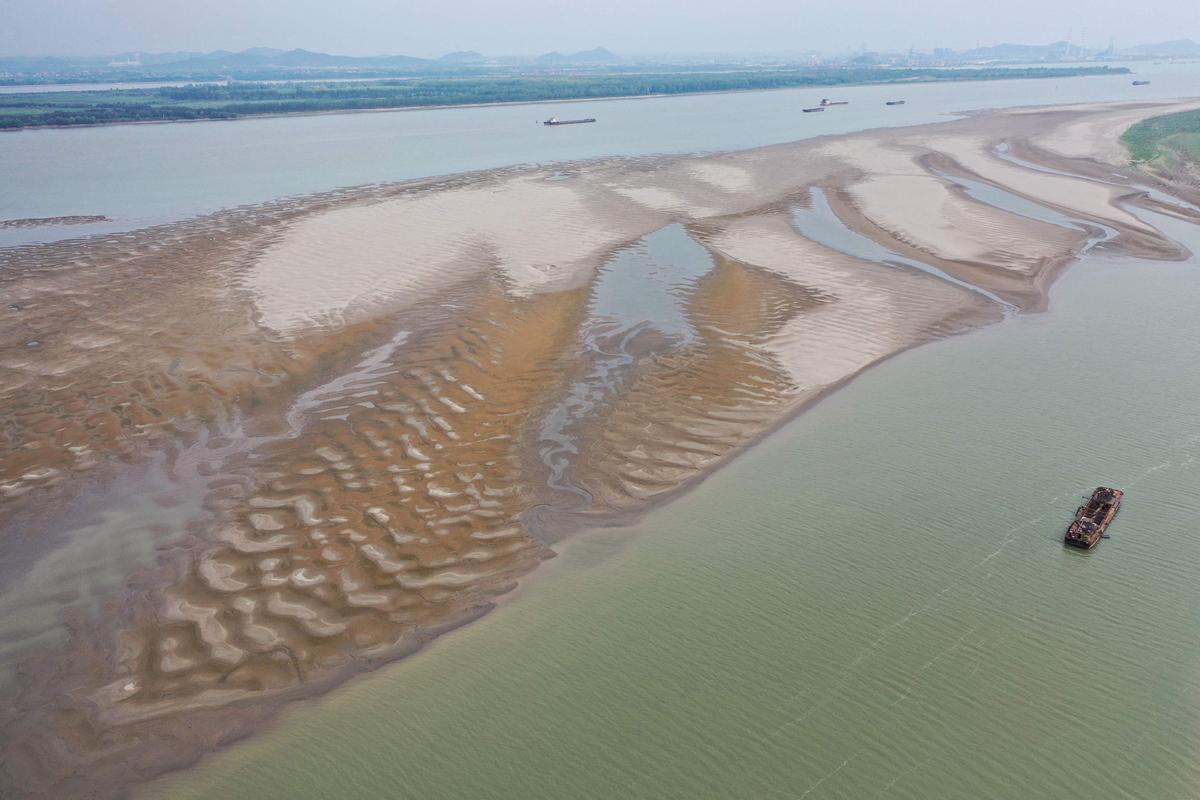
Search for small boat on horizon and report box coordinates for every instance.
[820,98,849,106]
[802,106,826,113]
[1063,487,1123,549]
[543,116,597,126]
[886,100,906,105]
[1132,80,1151,86]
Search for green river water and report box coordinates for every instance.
[139,206,1200,798]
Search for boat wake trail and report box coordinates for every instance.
[797,755,856,799]
[763,491,1066,746]
[1122,431,1200,491]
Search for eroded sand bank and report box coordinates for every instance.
[0,100,1196,798]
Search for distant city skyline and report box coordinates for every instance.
[2,0,1197,58]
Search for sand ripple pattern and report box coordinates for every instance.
[0,212,292,502]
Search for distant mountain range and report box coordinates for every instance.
[1,37,1196,83]
[958,38,1200,62]
[958,41,1081,62]
[0,46,639,83]
[104,47,447,70]
[1118,38,1200,57]
[163,48,431,70]
[438,50,486,64]
[0,46,625,77]
[534,47,621,65]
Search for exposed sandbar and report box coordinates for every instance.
[0,215,109,229]
[0,99,1196,799]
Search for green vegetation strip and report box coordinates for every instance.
[1122,108,1200,163]
[0,66,1128,130]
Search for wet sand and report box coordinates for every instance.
[0,215,110,229]
[0,100,1196,798]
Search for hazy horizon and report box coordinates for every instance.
[2,0,1197,59]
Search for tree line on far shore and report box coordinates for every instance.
[0,66,1129,129]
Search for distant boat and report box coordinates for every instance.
[1132,80,1151,86]
[802,106,826,113]
[885,100,906,106]
[543,116,596,126]
[819,98,849,106]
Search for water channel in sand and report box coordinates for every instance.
[792,187,1017,309]
[531,225,715,522]
[141,207,1200,800]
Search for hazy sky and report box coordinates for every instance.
[2,0,1197,57]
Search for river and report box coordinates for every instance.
[0,60,1194,247]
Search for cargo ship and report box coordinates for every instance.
[1063,486,1123,549]
[543,116,596,126]
[820,98,849,106]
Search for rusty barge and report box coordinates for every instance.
[1063,486,1123,549]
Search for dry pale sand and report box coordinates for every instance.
[0,99,1195,799]
[242,151,828,337]
[925,133,1155,232]
[245,176,651,334]
[239,100,1194,349]
[820,135,1085,274]
[705,211,995,389]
